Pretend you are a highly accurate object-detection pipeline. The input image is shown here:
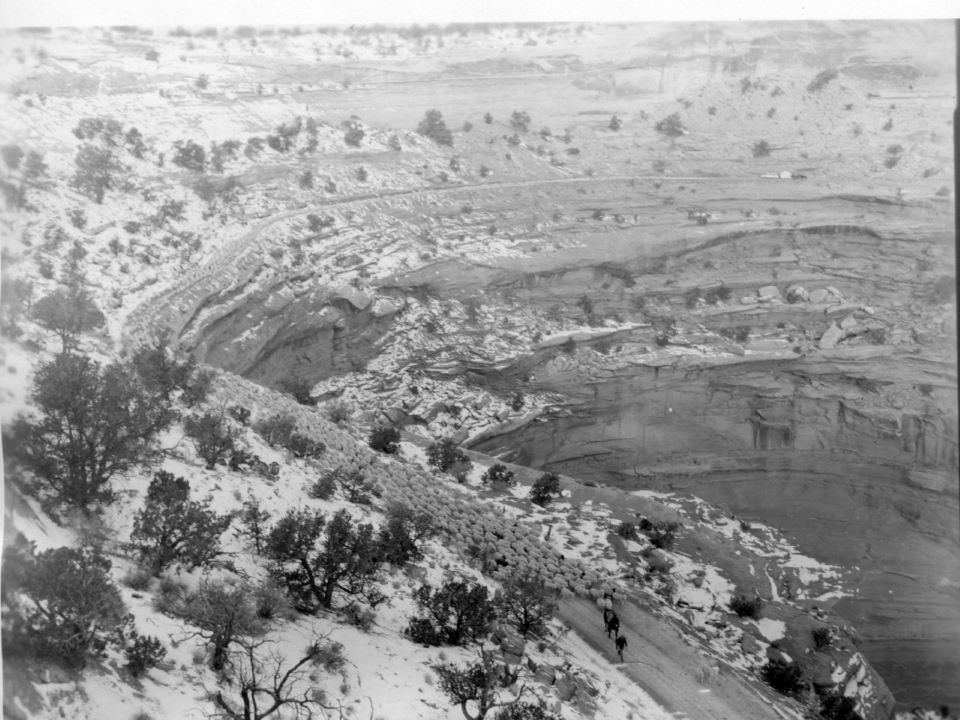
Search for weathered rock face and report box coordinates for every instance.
[175,275,398,392]
[470,355,959,709]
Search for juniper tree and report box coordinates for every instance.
[2,539,130,670]
[181,578,265,671]
[417,109,453,147]
[265,508,384,612]
[184,411,239,470]
[528,472,561,507]
[494,572,558,637]
[379,502,436,566]
[130,470,232,573]
[71,143,126,203]
[411,578,496,646]
[12,354,175,511]
[31,286,105,353]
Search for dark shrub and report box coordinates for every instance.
[729,594,763,619]
[481,463,515,487]
[410,579,496,646]
[426,438,470,473]
[638,518,680,550]
[407,617,443,646]
[762,657,804,695]
[369,426,400,454]
[286,433,325,460]
[615,522,638,541]
[655,113,686,138]
[812,627,833,649]
[417,110,453,147]
[125,632,166,678]
[510,110,531,133]
[820,693,863,720]
[379,503,436,566]
[529,472,561,507]
[343,118,364,147]
[183,412,237,469]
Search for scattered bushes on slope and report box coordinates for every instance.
[638,517,681,550]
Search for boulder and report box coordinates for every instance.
[809,288,829,304]
[555,673,577,701]
[740,296,758,305]
[785,284,809,303]
[534,664,557,685]
[646,548,674,573]
[758,285,781,300]
[807,650,838,688]
[741,632,763,655]
[819,322,843,349]
[839,315,858,331]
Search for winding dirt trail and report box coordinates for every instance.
[558,596,797,720]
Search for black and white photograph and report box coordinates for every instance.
[0,3,957,719]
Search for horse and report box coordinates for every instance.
[605,613,620,639]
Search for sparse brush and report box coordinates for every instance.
[326,400,353,424]
[729,594,763,619]
[123,564,154,591]
[152,575,188,616]
[312,641,346,673]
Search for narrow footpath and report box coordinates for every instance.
[558,596,799,720]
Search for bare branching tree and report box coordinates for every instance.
[210,635,345,720]
[433,646,528,720]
